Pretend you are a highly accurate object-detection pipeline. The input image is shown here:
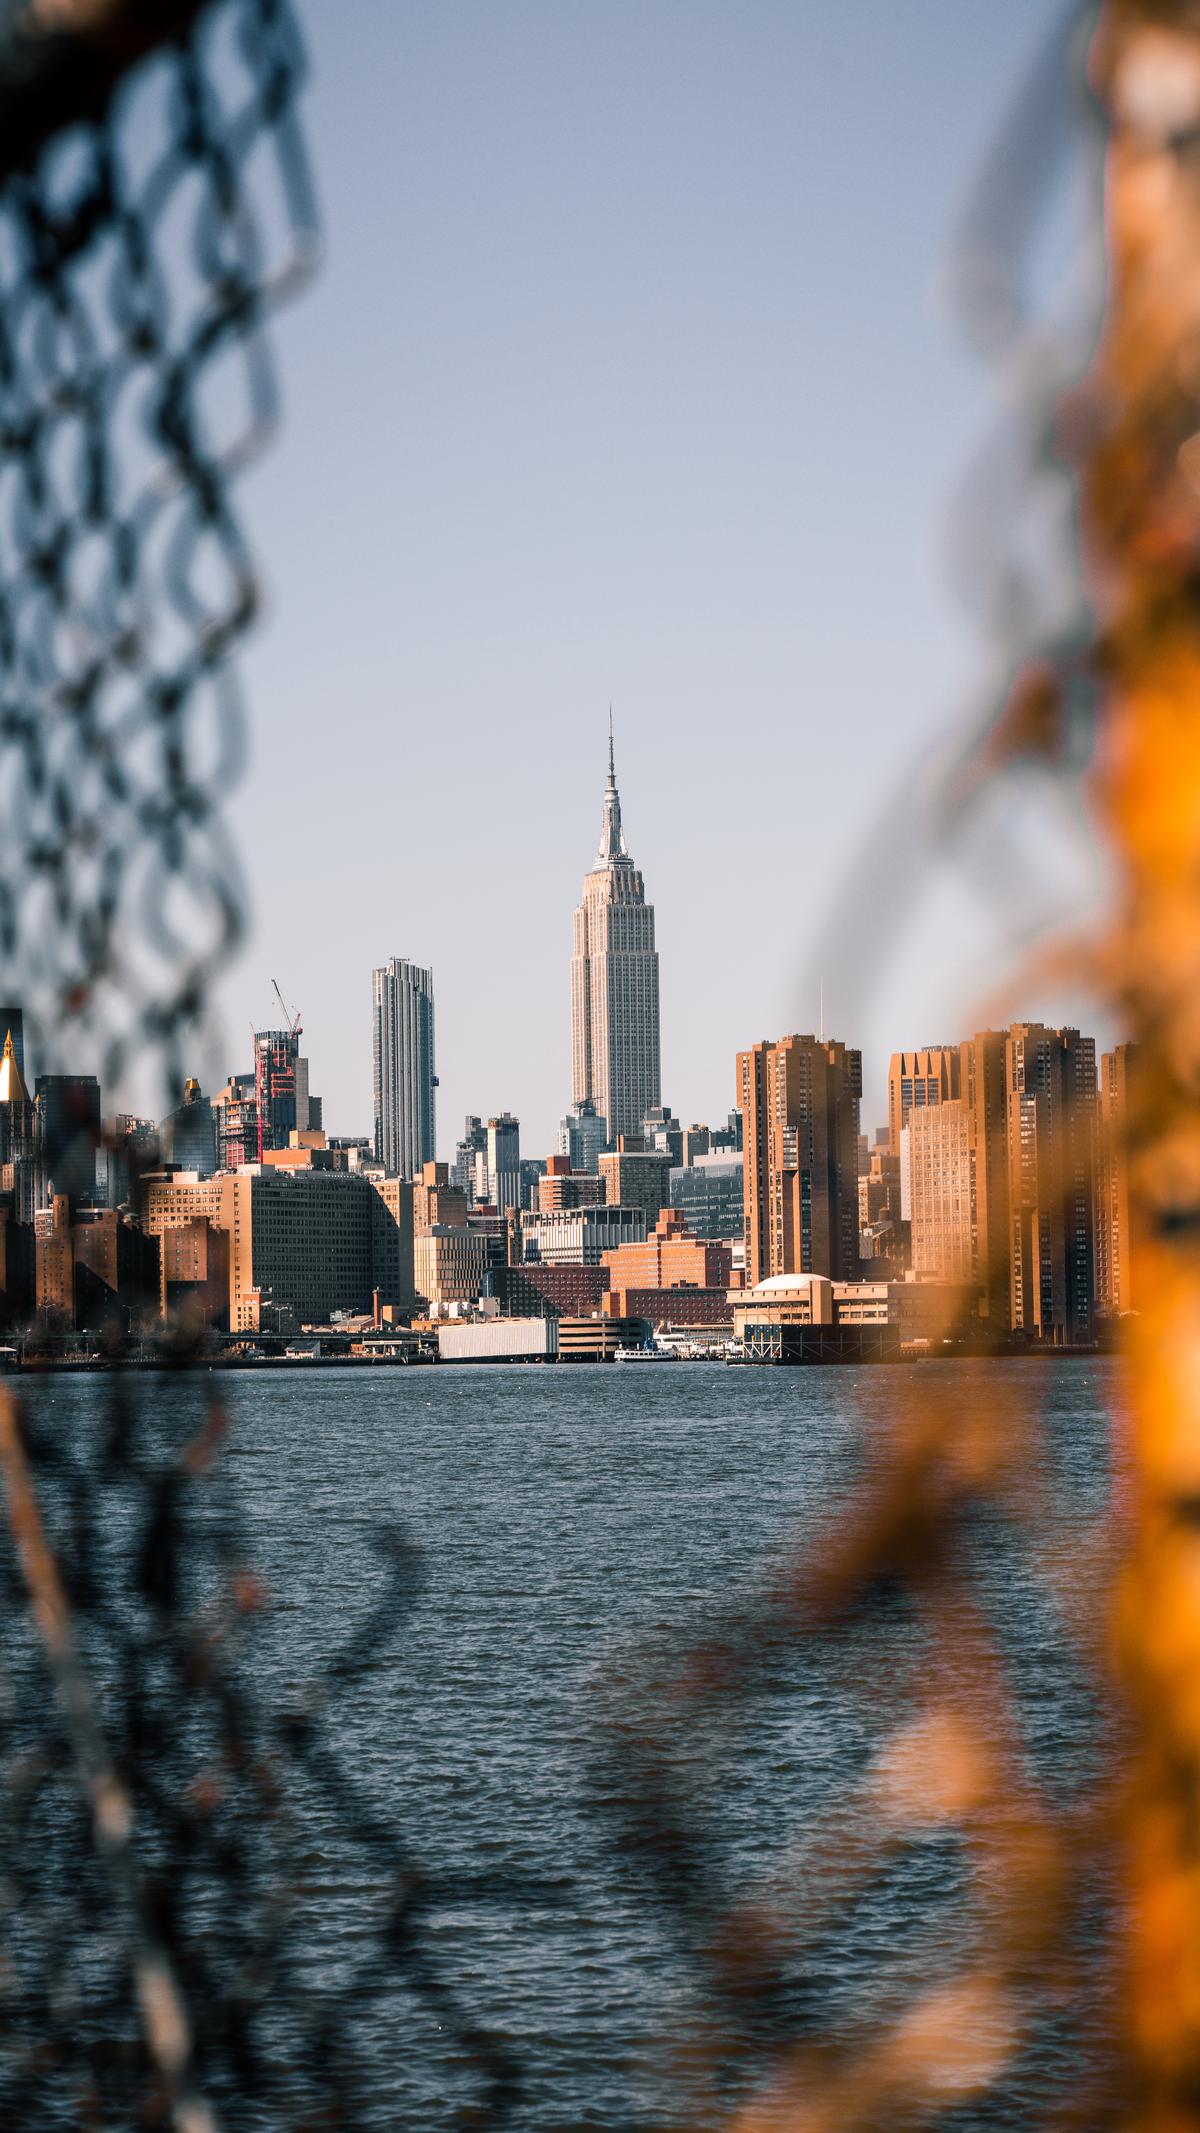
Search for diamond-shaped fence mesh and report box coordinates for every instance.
[0,2,1197,2129]
[0,0,316,1095]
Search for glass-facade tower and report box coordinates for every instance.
[372,959,436,1178]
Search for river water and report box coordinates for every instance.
[15,1358,1121,2129]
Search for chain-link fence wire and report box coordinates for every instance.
[591,6,1163,2128]
[1,2,1187,2129]
[0,0,316,1101]
[0,9,584,2126]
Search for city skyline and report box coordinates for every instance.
[0,8,1108,1152]
[200,0,1099,1157]
[0,952,1134,1353]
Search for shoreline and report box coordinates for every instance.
[3,1346,1122,1376]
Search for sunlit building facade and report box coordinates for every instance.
[373,958,437,1178]
[886,1047,961,1156]
[907,1097,973,1284]
[570,734,661,1145]
[739,1035,862,1286]
[1096,1042,1135,1317]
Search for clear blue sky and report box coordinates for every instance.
[216,0,1098,1149]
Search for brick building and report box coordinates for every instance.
[161,1219,230,1328]
[537,1154,605,1212]
[496,1262,608,1320]
[603,1208,732,1293]
[36,1196,160,1331]
[141,1167,415,1331]
[738,1034,862,1286]
[413,1161,469,1232]
[602,1285,732,1329]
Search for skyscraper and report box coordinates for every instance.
[372,959,436,1178]
[738,1034,862,1285]
[485,1114,521,1213]
[959,1029,1011,1326]
[1097,1043,1136,1317]
[253,1028,314,1157]
[570,728,661,1145]
[907,1098,973,1283]
[452,1116,487,1200]
[160,1079,218,1176]
[0,1028,39,1221]
[558,1099,607,1175]
[1005,1023,1097,1345]
[887,1047,960,1157]
[35,1073,101,1203]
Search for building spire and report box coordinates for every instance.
[0,1027,28,1105]
[597,709,628,864]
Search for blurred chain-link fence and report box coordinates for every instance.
[3,2,1199,2129]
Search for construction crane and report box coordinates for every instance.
[271,978,302,1041]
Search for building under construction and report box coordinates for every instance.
[252,984,321,1161]
[255,1029,303,1157]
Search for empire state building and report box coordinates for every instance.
[570,731,661,1143]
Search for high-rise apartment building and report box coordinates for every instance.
[958,1030,1011,1325]
[537,1156,606,1212]
[1097,1043,1136,1317]
[212,1074,258,1171]
[1005,1023,1097,1345]
[887,1048,960,1157]
[570,732,661,1144]
[372,959,436,1178]
[907,1098,973,1284]
[738,1035,862,1286]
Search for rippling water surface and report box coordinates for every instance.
[23,1358,1120,2128]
